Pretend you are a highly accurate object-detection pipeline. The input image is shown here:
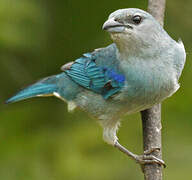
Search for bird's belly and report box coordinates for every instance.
[74,72,178,121]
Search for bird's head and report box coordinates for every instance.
[103,8,168,57]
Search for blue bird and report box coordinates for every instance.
[6,8,186,166]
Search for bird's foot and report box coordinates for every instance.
[134,153,166,168]
[114,142,166,168]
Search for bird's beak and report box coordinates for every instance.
[102,18,125,33]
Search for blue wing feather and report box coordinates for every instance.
[65,44,125,99]
[7,44,125,104]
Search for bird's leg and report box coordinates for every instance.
[114,141,166,168]
[102,124,165,167]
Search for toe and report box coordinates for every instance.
[136,155,166,168]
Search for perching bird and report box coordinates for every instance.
[6,8,186,166]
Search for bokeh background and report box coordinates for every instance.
[0,0,192,179]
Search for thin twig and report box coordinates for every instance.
[140,0,166,180]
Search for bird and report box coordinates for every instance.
[6,8,186,167]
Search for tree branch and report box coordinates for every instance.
[141,104,163,180]
[148,0,166,26]
[140,0,166,180]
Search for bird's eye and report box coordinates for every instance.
[132,15,142,24]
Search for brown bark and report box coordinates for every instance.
[140,0,166,179]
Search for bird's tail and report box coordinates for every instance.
[6,73,80,104]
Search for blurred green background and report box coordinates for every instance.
[0,0,192,179]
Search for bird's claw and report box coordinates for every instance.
[135,154,166,168]
[114,142,166,168]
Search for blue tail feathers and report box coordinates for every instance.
[6,73,81,104]
[6,76,58,104]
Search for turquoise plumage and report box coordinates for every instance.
[65,45,125,99]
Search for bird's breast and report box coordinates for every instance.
[117,59,179,105]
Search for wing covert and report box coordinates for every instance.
[63,44,125,99]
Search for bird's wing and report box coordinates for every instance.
[62,44,125,99]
